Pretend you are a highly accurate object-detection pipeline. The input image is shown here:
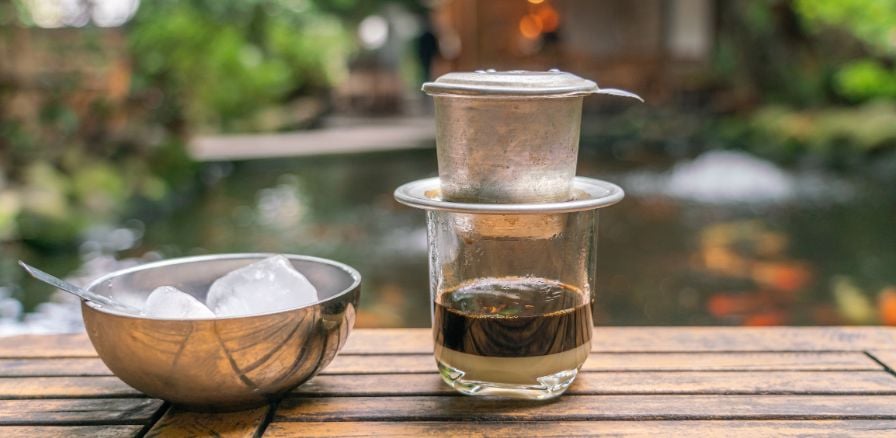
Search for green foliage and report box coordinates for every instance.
[712,1,830,106]
[792,0,896,103]
[713,1,896,105]
[752,102,896,149]
[128,0,348,131]
[835,60,896,100]
[311,0,426,21]
[794,0,896,55]
[1,0,352,245]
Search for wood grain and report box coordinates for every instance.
[0,359,110,377]
[146,405,269,438]
[295,373,451,396]
[264,420,896,437]
[0,329,893,434]
[0,398,163,425]
[0,425,142,437]
[589,327,896,352]
[341,327,896,354]
[581,351,880,371]
[565,370,896,394]
[275,395,896,421]
[341,329,428,354]
[0,334,95,358]
[1,328,893,358]
[0,351,875,380]
[323,351,879,374]
[0,376,138,398]
[294,371,896,396]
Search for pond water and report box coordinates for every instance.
[2,145,895,332]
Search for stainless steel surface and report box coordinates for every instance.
[394,177,624,213]
[18,261,141,314]
[433,95,583,203]
[593,87,646,101]
[422,69,643,100]
[397,177,623,239]
[423,70,640,203]
[423,69,598,97]
[81,253,360,411]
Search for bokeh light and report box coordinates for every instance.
[24,0,139,28]
[358,15,389,50]
[519,14,543,40]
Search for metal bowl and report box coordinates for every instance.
[81,253,360,411]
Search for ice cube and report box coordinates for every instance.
[206,255,319,317]
[142,286,215,319]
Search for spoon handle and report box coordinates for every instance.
[18,261,141,313]
[596,88,645,102]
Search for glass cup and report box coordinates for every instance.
[427,208,597,399]
[395,176,623,400]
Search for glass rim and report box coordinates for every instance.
[394,177,624,214]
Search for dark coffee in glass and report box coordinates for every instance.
[433,277,592,395]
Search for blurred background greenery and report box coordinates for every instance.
[0,0,894,332]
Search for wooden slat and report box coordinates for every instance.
[296,374,451,396]
[146,405,269,438]
[323,351,879,374]
[565,371,896,395]
[2,328,892,358]
[275,395,896,421]
[264,419,896,437]
[0,398,163,425]
[295,371,896,396]
[324,354,435,374]
[0,359,110,377]
[0,351,876,379]
[582,351,880,371]
[0,425,142,437]
[0,377,138,398]
[264,420,896,437]
[589,327,896,352]
[341,329,428,354]
[341,327,896,354]
[0,334,95,358]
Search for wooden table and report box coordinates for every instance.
[1,327,895,437]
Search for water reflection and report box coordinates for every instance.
[698,220,812,325]
[2,147,895,333]
[623,150,854,205]
[589,150,896,326]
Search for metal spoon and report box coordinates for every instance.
[18,261,142,314]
